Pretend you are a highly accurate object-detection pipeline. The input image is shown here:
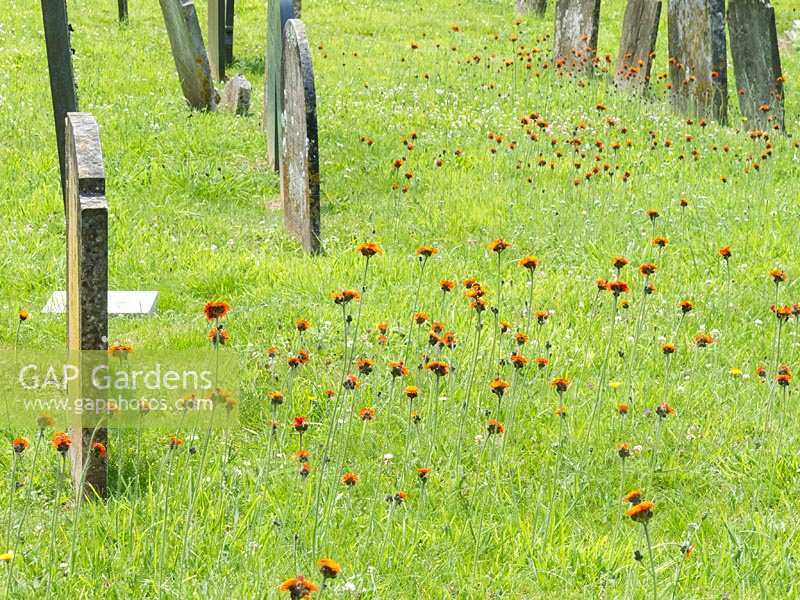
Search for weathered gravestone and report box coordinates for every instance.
[118,0,128,23]
[614,0,662,94]
[280,19,320,254]
[159,0,218,111]
[265,0,301,171]
[728,0,785,132]
[221,74,252,116]
[553,0,601,76]
[65,113,109,498]
[668,0,727,124]
[208,0,226,82]
[516,0,547,15]
[40,0,79,209]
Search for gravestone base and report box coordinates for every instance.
[43,291,159,315]
[614,0,661,94]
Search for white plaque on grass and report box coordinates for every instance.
[43,291,158,315]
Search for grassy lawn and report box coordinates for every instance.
[1,0,800,596]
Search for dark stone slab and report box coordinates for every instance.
[553,0,601,76]
[728,0,784,132]
[159,0,218,111]
[668,0,727,124]
[614,0,661,94]
[225,0,235,66]
[221,74,252,115]
[517,0,547,15]
[208,0,226,81]
[265,0,300,171]
[118,0,128,23]
[65,113,109,499]
[280,19,320,254]
[40,0,79,210]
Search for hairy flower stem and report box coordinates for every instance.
[583,295,617,446]
[643,521,658,600]
[452,312,484,476]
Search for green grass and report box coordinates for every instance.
[2,0,800,597]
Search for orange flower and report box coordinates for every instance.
[535,357,549,369]
[389,361,409,377]
[626,500,655,523]
[52,432,71,454]
[510,353,528,369]
[279,575,319,599]
[296,450,311,463]
[109,344,133,359]
[405,385,418,399]
[416,245,438,257]
[651,236,669,248]
[208,327,230,346]
[18,310,29,322]
[356,358,375,375]
[596,278,609,291]
[515,332,528,345]
[694,334,713,347]
[440,279,455,292]
[770,269,786,283]
[356,242,382,257]
[295,319,311,332]
[358,407,376,421]
[270,390,285,405]
[612,256,630,270]
[617,403,630,414]
[616,442,631,459]
[292,416,309,432]
[489,239,511,253]
[12,438,29,453]
[203,301,230,321]
[332,290,361,305]
[343,374,360,390]
[639,263,657,276]
[416,467,432,482]
[656,402,675,417]
[499,320,512,333]
[519,255,539,270]
[414,312,429,325]
[680,300,694,313]
[719,246,731,259]
[487,419,505,435]
[551,377,570,393]
[92,442,107,459]
[341,472,359,486]
[490,378,510,397]
[318,559,341,580]
[646,208,659,221]
[623,489,642,504]
[425,361,449,377]
[608,280,629,295]
[661,343,676,355]
[169,436,183,448]
[377,322,389,334]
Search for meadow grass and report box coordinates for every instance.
[1,0,800,597]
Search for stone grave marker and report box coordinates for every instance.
[265,0,300,171]
[614,0,662,94]
[65,113,109,498]
[221,74,252,116]
[667,0,727,124]
[225,0,235,66]
[280,19,320,254]
[40,0,79,209]
[43,291,159,315]
[208,0,226,82]
[553,0,601,76]
[159,0,218,111]
[728,0,785,132]
[516,0,547,15]
[118,0,128,22]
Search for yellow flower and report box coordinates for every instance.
[729,368,742,378]
[609,381,622,390]
[0,551,14,562]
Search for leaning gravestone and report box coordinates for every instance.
[667,0,727,124]
[159,0,218,111]
[280,19,320,254]
[728,0,785,132]
[65,113,109,498]
[516,0,547,15]
[553,0,601,76]
[265,0,301,171]
[614,0,662,94]
[40,0,79,209]
[221,74,252,116]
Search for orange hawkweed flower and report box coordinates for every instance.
[777,372,793,387]
[626,500,655,523]
[519,255,539,270]
[109,344,133,359]
[12,438,29,453]
[425,361,449,377]
[596,278,609,291]
[515,332,528,345]
[680,300,694,313]
[356,358,375,375]
[535,357,549,369]
[617,403,630,414]
[416,467,432,482]
[656,402,675,417]
[358,407,376,421]
[279,576,319,599]
[551,377,570,393]
[292,416,309,432]
[343,374,360,390]
[414,312,429,325]
[295,319,311,332]
[296,450,311,463]
[52,432,71,454]
[341,472,359,486]
[18,310,29,322]
[510,353,528,369]
[694,334,713,347]
[377,322,389,334]
[651,236,669,248]
[490,378,510,397]
[356,242,382,257]
[440,279,455,292]
[608,280,629,295]
[169,436,183,448]
[405,385,418,399]
[389,361,409,377]
[92,442,107,459]
[489,239,511,253]
[646,208,659,221]
[639,263,657,276]
[332,290,361,305]
[270,390,284,405]
[208,327,230,346]
[416,246,438,257]
[613,256,630,270]
[719,246,731,260]
[203,301,230,321]
[617,442,631,459]
[661,343,676,355]
[770,269,786,283]
[487,419,505,435]
[318,559,341,580]
[623,489,642,504]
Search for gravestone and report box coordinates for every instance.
[65,113,109,498]
[208,0,226,82]
[225,0,235,66]
[280,19,320,254]
[517,0,547,15]
[553,0,601,76]
[40,0,79,209]
[118,0,128,22]
[265,0,300,171]
[728,0,784,132]
[43,290,159,315]
[667,0,727,124]
[159,0,218,111]
[614,0,661,94]
[221,74,252,116]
